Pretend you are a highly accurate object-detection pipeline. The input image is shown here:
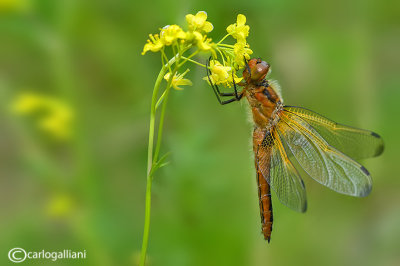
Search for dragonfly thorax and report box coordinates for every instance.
[243,57,282,130]
[245,86,282,130]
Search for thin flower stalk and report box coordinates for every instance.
[140,12,253,266]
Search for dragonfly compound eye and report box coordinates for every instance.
[251,61,270,81]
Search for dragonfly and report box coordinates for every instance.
[206,58,384,242]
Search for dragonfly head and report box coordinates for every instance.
[243,58,270,84]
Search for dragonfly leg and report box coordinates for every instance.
[231,69,242,101]
[206,59,243,105]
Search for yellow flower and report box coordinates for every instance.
[160,25,186,46]
[12,92,74,140]
[204,60,243,87]
[12,92,41,113]
[38,114,72,140]
[207,60,230,85]
[226,14,250,43]
[142,34,164,55]
[184,31,215,55]
[204,60,241,87]
[192,31,214,51]
[0,0,29,13]
[164,69,193,90]
[45,193,74,218]
[233,42,253,67]
[186,11,213,33]
[142,25,187,55]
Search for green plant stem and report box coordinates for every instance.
[146,68,167,175]
[217,33,231,44]
[180,56,206,68]
[217,43,234,48]
[178,50,199,67]
[155,89,167,110]
[153,70,176,163]
[139,55,179,266]
[217,48,226,65]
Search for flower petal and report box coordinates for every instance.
[185,14,194,25]
[237,14,246,26]
[196,11,207,24]
[177,78,193,87]
[203,21,214,33]
[226,24,235,34]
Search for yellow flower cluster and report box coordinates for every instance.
[142,11,254,89]
[12,92,74,140]
[203,14,253,86]
[226,14,253,68]
[142,11,214,55]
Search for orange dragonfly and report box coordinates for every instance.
[206,58,384,242]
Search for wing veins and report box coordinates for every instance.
[278,111,372,197]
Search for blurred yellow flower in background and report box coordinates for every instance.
[45,193,75,218]
[12,92,74,140]
[0,0,29,13]
[12,92,42,113]
[186,11,213,33]
[164,69,193,90]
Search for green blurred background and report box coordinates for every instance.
[1,0,399,265]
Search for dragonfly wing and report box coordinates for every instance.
[255,129,307,213]
[284,106,384,160]
[278,111,372,197]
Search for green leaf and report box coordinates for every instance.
[150,152,171,177]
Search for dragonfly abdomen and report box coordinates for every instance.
[254,128,274,242]
[257,165,273,242]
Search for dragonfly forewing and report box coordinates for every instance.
[277,111,372,197]
[284,106,384,160]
